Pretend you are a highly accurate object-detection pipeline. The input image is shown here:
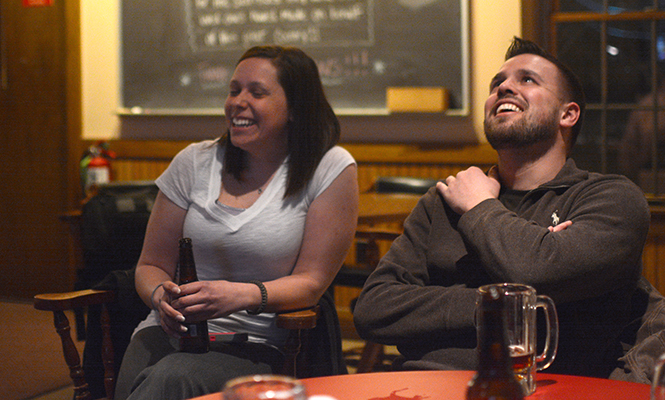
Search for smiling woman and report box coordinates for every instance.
[113,45,359,400]
[221,46,343,198]
[223,57,290,174]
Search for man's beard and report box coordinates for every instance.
[484,108,559,150]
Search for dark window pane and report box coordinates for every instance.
[558,0,594,12]
[608,0,665,11]
[609,109,632,142]
[556,22,602,103]
[570,109,629,174]
[571,109,603,173]
[604,111,630,177]
[607,21,654,103]
[559,1,665,13]
[617,105,660,180]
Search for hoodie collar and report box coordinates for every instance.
[535,158,588,191]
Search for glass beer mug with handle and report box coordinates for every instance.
[478,283,559,396]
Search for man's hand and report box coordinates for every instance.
[436,166,501,215]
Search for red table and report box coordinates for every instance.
[189,370,651,400]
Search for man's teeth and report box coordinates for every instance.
[497,103,522,113]
[233,118,254,127]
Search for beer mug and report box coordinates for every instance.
[652,353,665,400]
[223,375,308,400]
[477,283,559,396]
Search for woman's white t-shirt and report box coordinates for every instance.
[134,141,355,348]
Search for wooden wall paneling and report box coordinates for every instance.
[103,140,665,316]
[104,141,500,190]
[642,238,662,293]
[644,208,665,295]
[0,1,76,298]
[112,160,171,182]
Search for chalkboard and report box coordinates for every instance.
[120,0,468,115]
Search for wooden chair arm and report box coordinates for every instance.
[353,228,402,270]
[34,289,117,312]
[275,306,320,330]
[33,288,117,400]
[275,305,321,377]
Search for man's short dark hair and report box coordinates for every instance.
[505,37,586,151]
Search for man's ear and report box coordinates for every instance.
[560,102,580,129]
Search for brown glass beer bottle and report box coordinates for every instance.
[177,237,209,353]
[466,286,524,400]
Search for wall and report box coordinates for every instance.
[80,0,522,141]
[81,0,121,140]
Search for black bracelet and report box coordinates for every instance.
[247,280,267,315]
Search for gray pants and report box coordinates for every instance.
[114,326,284,400]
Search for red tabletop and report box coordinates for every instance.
[304,370,650,400]
[188,370,651,400]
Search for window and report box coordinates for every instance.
[531,1,665,196]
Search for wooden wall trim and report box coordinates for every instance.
[521,0,553,49]
[101,139,192,160]
[342,143,498,164]
[65,0,83,212]
[102,139,499,165]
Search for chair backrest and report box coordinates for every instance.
[373,176,439,195]
[296,289,348,377]
[78,182,157,398]
[79,181,158,287]
[611,276,665,384]
[84,269,150,399]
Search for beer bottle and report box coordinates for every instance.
[466,286,524,400]
[177,237,210,353]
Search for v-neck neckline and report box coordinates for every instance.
[206,148,288,232]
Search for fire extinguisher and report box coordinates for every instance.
[80,141,116,196]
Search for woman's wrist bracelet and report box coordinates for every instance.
[150,283,165,310]
[247,280,267,315]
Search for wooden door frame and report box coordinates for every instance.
[521,0,553,49]
[65,0,83,211]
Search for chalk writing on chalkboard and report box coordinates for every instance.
[120,0,468,114]
[186,0,374,50]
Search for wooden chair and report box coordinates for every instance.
[37,181,345,400]
[373,176,439,195]
[337,176,435,372]
[336,228,401,373]
[34,288,328,400]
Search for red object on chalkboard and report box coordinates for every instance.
[22,0,53,7]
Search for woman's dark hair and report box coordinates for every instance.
[221,45,340,198]
[505,37,586,151]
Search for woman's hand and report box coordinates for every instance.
[169,280,255,322]
[152,281,188,338]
